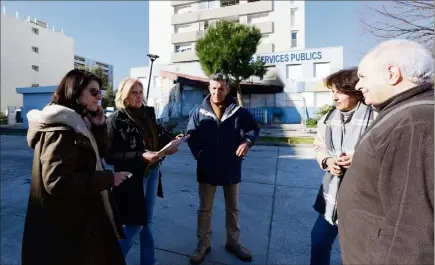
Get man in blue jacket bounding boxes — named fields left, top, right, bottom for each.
left=186, top=72, right=260, bottom=265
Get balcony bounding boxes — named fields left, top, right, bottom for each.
left=171, top=50, right=198, bottom=63
left=252, top=21, right=273, bottom=34
left=256, top=43, right=274, bottom=53
left=171, top=0, right=196, bottom=6
left=171, top=31, right=205, bottom=44
left=171, top=0, right=272, bottom=25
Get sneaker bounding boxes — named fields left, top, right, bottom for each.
left=225, top=243, right=252, bottom=262
left=190, top=241, right=211, bottom=265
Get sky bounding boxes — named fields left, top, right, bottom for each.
left=2, top=0, right=387, bottom=87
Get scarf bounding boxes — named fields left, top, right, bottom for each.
left=321, top=102, right=374, bottom=225
left=124, top=107, right=159, bottom=152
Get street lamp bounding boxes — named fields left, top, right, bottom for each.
left=145, top=53, right=159, bottom=105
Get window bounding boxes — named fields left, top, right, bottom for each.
left=74, top=63, right=86, bottom=68
left=291, top=31, right=298, bottom=48
left=286, top=64, right=302, bottom=79
left=174, top=43, right=192, bottom=53
left=313, top=62, right=331, bottom=79
left=31, top=65, right=39, bottom=72
left=175, top=23, right=192, bottom=33
left=32, top=27, right=39, bottom=35
left=220, top=0, right=239, bottom=7
left=199, top=20, right=209, bottom=31
left=174, top=4, right=191, bottom=14
left=247, top=12, right=268, bottom=24
left=31, top=46, right=39, bottom=53
left=290, top=8, right=299, bottom=27
left=198, top=0, right=216, bottom=10
left=96, top=62, right=109, bottom=68
left=31, top=84, right=39, bottom=87
left=74, top=55, right=85, bottom=62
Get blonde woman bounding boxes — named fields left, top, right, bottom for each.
left=105, top=78, right=178, bottom=265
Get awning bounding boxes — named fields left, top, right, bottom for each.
left=159, top=70, right=284, bottom=94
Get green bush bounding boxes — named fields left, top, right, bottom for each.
left=0, top=112, right=7, bottom=125
left=316, top=104, right=334, bottom=118
left=305, top=118, right=318, bottom=128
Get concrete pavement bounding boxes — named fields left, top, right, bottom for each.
left=0, top=135, right=341, bottom=265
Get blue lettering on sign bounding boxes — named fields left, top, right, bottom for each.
left=252, top=51, right=323, bottom=64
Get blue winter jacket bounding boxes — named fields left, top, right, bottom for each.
left=186, top=95, right=260, bottom=185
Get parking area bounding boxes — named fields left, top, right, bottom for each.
left=0, top=135, right=341, bottom=265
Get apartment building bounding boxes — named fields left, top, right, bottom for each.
left=74, top=55, right=114, bottom=86
left=132, top=0, right=344, bottom=124
left=149, top=0, right=305, bottom=64
left=0, top=7, right=74, bottom=113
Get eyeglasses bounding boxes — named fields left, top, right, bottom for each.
left=90, top=89, right=102, bottom=97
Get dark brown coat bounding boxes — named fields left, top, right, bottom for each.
left=337, top=84, right=434, bottom=265
left=22, top=124, right=126, bottom=265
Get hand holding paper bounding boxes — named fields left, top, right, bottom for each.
left=157, top=134, right=190, bottom=158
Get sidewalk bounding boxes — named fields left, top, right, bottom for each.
left=0, top=135, right=341, bottom=265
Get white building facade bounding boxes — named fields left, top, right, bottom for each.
left=132, top=0, right=344, bottom=124
left=0, top=8, right=74, bottom=113
left=149, top=0, right=306, bottom=64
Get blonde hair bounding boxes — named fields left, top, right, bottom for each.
left=115, top=77, right=144, bottom=109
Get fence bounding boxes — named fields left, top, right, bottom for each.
left=153, top=92, right=313, bottom=125
left=243, top=93, right=309, bottom=125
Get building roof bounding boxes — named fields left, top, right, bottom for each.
left=159, top=70, right=283, bottom=94
left=16, top=86, right=57, bottom=94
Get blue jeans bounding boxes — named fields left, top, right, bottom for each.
left=119, top=166, right=159, bottom=265
left=310, top=215, right=338, bottom=265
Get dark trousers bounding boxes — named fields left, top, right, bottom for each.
left=310, top=215, right=338, bottom=265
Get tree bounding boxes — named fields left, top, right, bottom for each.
left=195, top=20, right=267, bottom=107
left=75, top=65, right=89, bottom=71
left=89, top=66, right=115, bottom=108
left=101, top=86, right=116, bottom=109
left=361, top=0, right=434, bottom=51
left=90, top=66, right=110, bottom=90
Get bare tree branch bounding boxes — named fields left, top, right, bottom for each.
left=361, top=0, right=434, bottom=51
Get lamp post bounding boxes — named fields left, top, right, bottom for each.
left=145, top=53, right=159, bottom=105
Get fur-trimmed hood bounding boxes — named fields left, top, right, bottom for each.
left=27, top=104, right=91, bottom=149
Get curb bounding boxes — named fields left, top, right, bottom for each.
left=256, top=142, right=314, bottom=147
left=0, top=128, right=27, bottom=135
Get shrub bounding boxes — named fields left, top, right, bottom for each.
left=0, top=112, right=7, bottom=125
left=305, top=118, right=318, bottom=128
left=316, top=104, right=334, bottom=118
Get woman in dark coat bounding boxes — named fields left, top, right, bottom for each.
left=105, top=77, right=178, bottom=265
left=22, top=69, right=130, bottom=265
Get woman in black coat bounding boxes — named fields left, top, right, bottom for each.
left=105, top=77, right=179, bottom=265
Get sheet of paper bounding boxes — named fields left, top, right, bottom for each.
left=157, top=135, right=190, bottom=158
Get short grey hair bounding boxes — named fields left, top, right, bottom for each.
left=364, top=39, right=434, bottom=84
left=209, top=72, right=230, bottom=88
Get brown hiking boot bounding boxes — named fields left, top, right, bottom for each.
left=225, top=243, right=252, bottom=262
left=190, top=241, right=211, bottom=265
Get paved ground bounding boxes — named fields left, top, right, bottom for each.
left=0, top=135, right=341, bottom=265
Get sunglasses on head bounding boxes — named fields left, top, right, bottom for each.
left=90, top=89, right=102, bottom=97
